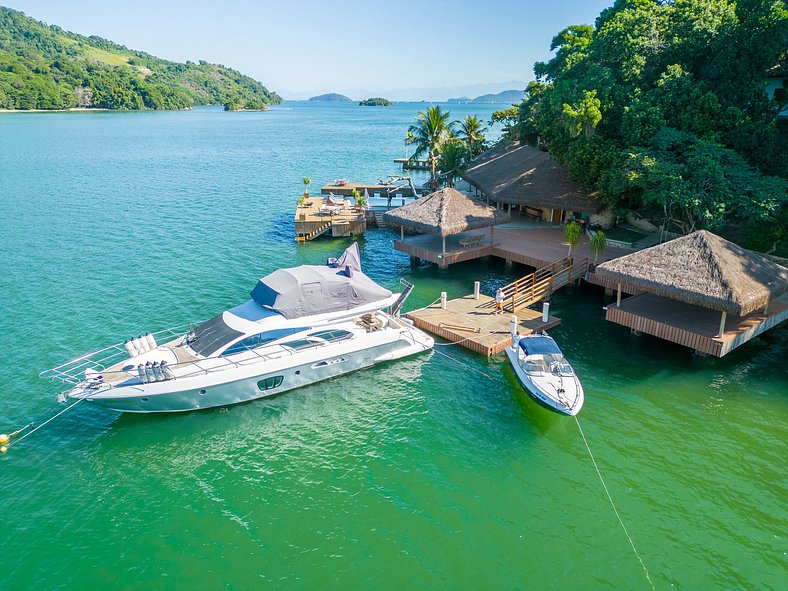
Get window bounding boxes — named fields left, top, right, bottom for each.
left=307, top=329, right=353, bottom=343
left=189, top=314, right=245, bottom=358
left=257, top=376, right=283, bottom=391
left=221, top=327, right=307, bottom=357
left=281, top=338, right=322, bottom=351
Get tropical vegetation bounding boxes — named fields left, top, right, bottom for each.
left=359, top=97, right=392, bottom=106
left=0, top=6, right=280, bottom=111
left=510, top=0, right=787, bottom=254
left=406, top=107, right=490, bottom=187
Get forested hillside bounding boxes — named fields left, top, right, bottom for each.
left=515, top=0, right=787, bottom=253
left=0, top=6, right=280, bottom=110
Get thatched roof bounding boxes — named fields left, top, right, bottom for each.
left=382, top=187, right=511, bottom=237
left=462, top=141, right=603, bottom=213
left=595, top=230, right=788, bottom=316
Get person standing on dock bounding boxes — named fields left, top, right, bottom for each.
left=495, top=288, right=505, bottom=315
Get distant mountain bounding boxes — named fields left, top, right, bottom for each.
left=359, top=97, right=392, bottom=106
left=447, top=96, right=472, bottom=104
left=0, top=6, right=280, bottom=111
left=471, top=90, right=524, bottom=104
left=308, top=93, right=352, bottom=102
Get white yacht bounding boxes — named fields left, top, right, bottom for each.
left=42, top=244, right=434, bottom=413
left=504, top=333, right=584, bottom=416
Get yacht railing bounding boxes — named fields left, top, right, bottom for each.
left=41, top=313, right=394, bottom=390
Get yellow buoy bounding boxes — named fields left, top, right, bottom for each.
left=0, top=434, right=9, bottom=445
left=0, top=446, right=7, bottom=454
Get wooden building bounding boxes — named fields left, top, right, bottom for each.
left=593, top=230, right=788, bottom=357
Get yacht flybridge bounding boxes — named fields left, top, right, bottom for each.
left=42, top=244, right=434, bottom=413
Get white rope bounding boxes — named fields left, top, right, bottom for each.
left=6, top=395, right=91, bottom=449
left=574, top=416, right=656, bottom=591
left=432, top=348, right=506, bottom=384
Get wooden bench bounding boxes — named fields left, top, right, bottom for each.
left=459, top=234, right=484, bottom=248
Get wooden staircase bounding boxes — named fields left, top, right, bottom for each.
left=479, top=256, right=589, bottom=313
left=295, top=222, right=331, bottom=242
left=374, top=212, right=386, bottom=228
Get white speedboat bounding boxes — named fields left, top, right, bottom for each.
left=504, top=333, right=584, bottom=416
left=42, top=244, right=434, bottom=413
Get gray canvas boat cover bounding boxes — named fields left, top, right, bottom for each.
left=250, top=243, right=391, bottom=319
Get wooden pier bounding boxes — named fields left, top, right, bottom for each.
left=321, top=181, right=418, bottom=198
left=394, top=158, right=430, bottom=171
left=294, top=197, right=366, bottom=242
left=406, top=294, right=560, bottom=356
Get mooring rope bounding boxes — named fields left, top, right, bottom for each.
left=574, top=416, right=656, bottom=591
left=432, top=348, right=506, bottom=384
left=3, top=395, right=91, bottom=452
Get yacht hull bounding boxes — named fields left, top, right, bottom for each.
left=70, top=330, right=432, bottom=413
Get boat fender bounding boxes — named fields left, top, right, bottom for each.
left=124, top=340, right=137, bottom=357
left=144, top=361, right=155, bottom=382
left=151, top=361, right=163, bottom=382
left=137, top=364, right=147, bottom=384
left=138, top=335, right=150, bottom=353
left=160, top=360, right=174, bottom=380
left=128, top=338, right=140, bottom=357
left=132, top=336, right=145, bottom=354
left=145, top=332, right=157, bottom=350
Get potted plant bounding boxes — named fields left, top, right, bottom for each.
left=303, top=176, right=311, bottom=197
left=352, top=188, right=367, bottom=210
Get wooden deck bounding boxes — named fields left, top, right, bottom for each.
left=321, top=181, right=418, bottom=197
left=394, top=222, right=631, bottom=270
left=406, top=294, right=560, bottom=356
left=605, top=293, right=788, bottom=357
left=294, top=197, right=366, bottom=242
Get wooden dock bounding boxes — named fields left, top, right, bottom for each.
left=406, top=294, right=560, bottom=356
left=321, top=181, right=418, bottom=198
left=394, top=158, right=430, bottom=171
left=294, top=197, right=366, bottom=242
left=605, top=293, right=788, bottom=357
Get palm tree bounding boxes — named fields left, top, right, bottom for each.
left=457, top=115, right=488, bottom=160
left=564, top=221, right=582, bottom=258
left=590, top=230, right=607, bottom=265
left=438, top=140, right=467, bottom=188
left=407, top=105, right=453, bottom=185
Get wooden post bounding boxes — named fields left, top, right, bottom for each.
left=490, top=225, right=494, bottom=244
left=400, top=225, right=404, bottom=241
left=441, top=235, right=446, bottom=255
left=616, top=283, right=622, bottom=307
left=763, top=303, right=769, bottom=314
left=718, top=310, right=727, bottom=337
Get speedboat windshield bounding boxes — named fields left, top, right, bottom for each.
left=189, top=314, right=244, bottom=357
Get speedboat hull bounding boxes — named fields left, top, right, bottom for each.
left=504, top=337, right=584, bottom=416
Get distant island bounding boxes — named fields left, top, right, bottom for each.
left=0, top=6, right=280, bottom=111
left=309, top=93, right=352, bottom=102
left=448, top=90, right=524, bottom=104
left=359, top=97, right=392, bottom=106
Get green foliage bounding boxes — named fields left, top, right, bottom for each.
left=590, top=230, right=607, bottom=264
left=457, top=115, right=488, bottom=159
left=303, top=176, right=311, bottom=196
left=359, top=97, right=392, bottom=106
left=489, top=106, right=520, bottom=140
left=0, top=6, right=281, bottom=111
left=516, top=0, right=787, bottom=252
left=407, top=105, right=454, bottom=183
left=563, top=221, right=582, bottom=256
left=438, top=140, right=467, bottom=188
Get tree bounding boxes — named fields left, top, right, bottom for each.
left=564, top=221, right=582, bottom=257
left=489, top=106, right=520, bottom=140
left=438, top=140, right=467, bottom=188
left=590, top=230, right=607, bottom=264
left=303, top=176, right=311, bottom=197
left=456, top=115, right=488, bottom=159
left=408, top=105, right=454, bottom=184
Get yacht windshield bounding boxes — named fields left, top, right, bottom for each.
left=221, top=327, right=307, bottom=357
left=189, top=314, right=244, bottom=358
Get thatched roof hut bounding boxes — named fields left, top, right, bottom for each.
left=383, top=187, right=511, bottom=237
left=595, top=230, right=788, bottom=316
left=463, top=141, right=603, bottom=213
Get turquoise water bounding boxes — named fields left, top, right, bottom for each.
left=1, top=103, right=786, bottom=590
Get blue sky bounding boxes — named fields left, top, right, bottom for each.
left=4, top=0, right=613, bottom=100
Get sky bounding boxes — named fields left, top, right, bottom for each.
left=3, top=0, right=614, bottom=100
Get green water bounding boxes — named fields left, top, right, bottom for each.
left=1, top=104, right=786, bottom=590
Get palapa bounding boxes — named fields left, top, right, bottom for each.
left=595, top=230, right=788, bottom=316
left=382, top=187, right=511, bottom=237
left=463, top=141, right=602, bottom=213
